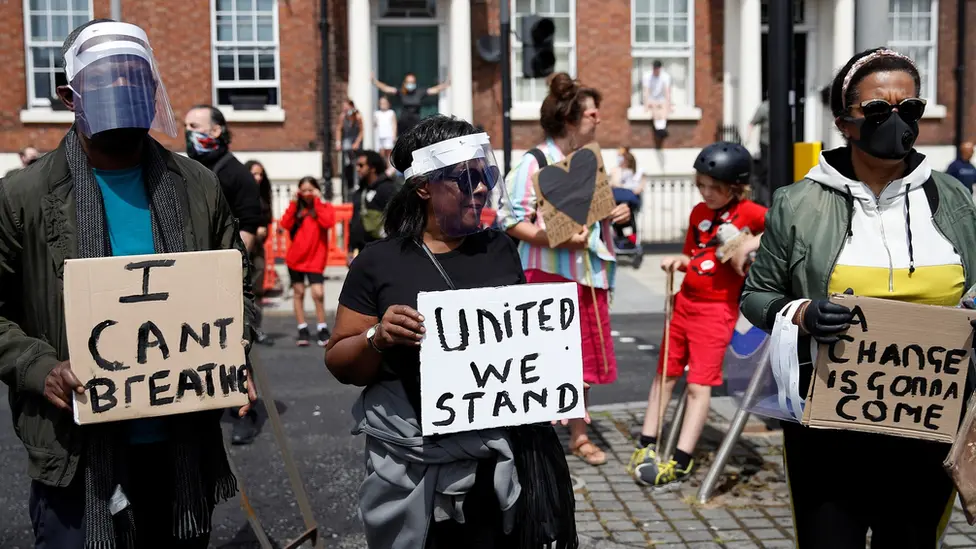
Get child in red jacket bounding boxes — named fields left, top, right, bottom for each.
left=279, top=176, right=336, bottom=346
left=629, top=142, right=767, bottom=489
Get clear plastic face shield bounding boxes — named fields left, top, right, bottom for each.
left=403, top=133, right=507, bottom=238
left=63, top=22, right=178, bottom=138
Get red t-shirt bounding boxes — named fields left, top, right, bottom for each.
left=680, top=199, right=767, bottom=303
left=280, top=200, right=336, bottom=274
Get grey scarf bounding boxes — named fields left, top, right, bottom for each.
left=66, top=128, right=238, bottom=548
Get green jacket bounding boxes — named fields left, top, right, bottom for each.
left=741, top=170, right=976, bottom=331
left=0, top=135, right=255, bottom=487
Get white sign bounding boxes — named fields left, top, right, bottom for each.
left=418, top=282, right=585, bottom=435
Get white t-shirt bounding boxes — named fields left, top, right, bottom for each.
left=643, top=70, right=672, bottom=101
left=375, top=109, right=397, bottom=139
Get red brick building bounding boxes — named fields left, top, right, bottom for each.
left=1, top=0, right=974, bottom=180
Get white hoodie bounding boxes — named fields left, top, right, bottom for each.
left=804, top=151, right=964, bottom=306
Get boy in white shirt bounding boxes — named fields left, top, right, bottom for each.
left=374, top=96, right=397, bottom=174
left=643, top=60, right=672, bottom=138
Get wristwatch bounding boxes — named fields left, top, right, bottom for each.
left=366, top=324, right=383, bottom=353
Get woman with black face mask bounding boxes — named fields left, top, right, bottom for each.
left=372, top=72, right=451, bottom=136
left=740, top=47, right=976, bottom=548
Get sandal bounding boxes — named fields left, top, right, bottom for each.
left=571, top=439, right=608, bottom=466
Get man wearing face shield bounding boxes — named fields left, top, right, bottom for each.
left=0, top=19, right=256, bottom=548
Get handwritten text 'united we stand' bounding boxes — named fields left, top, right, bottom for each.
left=418, top=283, right=586, bottom=435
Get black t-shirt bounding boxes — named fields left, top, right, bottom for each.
left=339, top=230, right=526, bottom=412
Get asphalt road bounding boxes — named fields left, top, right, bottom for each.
left=0, top=312, right=667, bottom=549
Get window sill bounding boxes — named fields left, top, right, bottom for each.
left=20, top=109, right=75, bottom=124
left=219, top=107, right=286, bottom=123
left=627, top=105, right=703, bottom=121
left=921, top=104, right=947, bottom=119
left=510, top=104, right=542, bottom=121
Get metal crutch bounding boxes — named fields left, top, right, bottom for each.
left=654, top=271, right=675, bottom=463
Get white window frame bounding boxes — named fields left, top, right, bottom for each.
left=627, top=0, right=700, bottom=121
left=887, top=0, right=940, bottom=109
left=22, top=0, right=93, bottom=110
left=210, top=0, right=284, bottom=120
left=510, top=0, right=576, bottom=120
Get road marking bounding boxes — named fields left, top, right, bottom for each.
left=619, top=336, right=636, bottom=343
left=637, top=344, right=656, bottom=351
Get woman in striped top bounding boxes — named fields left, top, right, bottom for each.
left=497, top=73, right=632, bottom=466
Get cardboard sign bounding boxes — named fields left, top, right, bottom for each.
left=417, top=283, right=585, bottom=436
left=804, top=294, right=975, bottom=443
left=532, top=143, right=616, bottom=247
left=64, top=250, right=249, bottom=425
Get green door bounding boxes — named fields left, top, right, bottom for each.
left=377, top=26, right=440, bottom=121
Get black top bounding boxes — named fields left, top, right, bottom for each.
left=202, top=151, right=265, bottom=234
left=339, top=230, right=526, bottom=412
left=395, top=89, right=425, bottom=117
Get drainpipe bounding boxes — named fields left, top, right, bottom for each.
left=111, top=0, right=121, bottom=20
left=320, top=0, right=335, bottom=197
left=954, top=0, right=966, bottom=156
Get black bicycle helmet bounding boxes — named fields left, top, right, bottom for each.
left=693, top=141, right=752, bottom=185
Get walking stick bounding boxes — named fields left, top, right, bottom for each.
left=655, top=269, right=675, bottom=463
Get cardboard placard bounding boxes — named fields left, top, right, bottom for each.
left=804, top=294, right=975, bottom=443
left=417, top=283, right=585, bottom=436
left=532, top=142, right=616, bottom=247
left=65, top=250, right=249, bottom=425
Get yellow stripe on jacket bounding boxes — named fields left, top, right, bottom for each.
left=828, top=265, right=965, bottom=307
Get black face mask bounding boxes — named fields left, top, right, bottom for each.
left=848, top=113, right=919, bottom=161
left=90, top=127, right=149, bottom=157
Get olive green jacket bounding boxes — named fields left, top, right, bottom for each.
left=741, top=170, right=976, bottom=331
left=0, top=135, right=255, bottom=487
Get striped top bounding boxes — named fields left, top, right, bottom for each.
left=496, top=138, right=617, bottom=290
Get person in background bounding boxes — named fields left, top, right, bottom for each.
left=325, top=115, right=577, bottom=549
left=5, top=146, right=41, bottom=178
left=335, top=98, right=363, bottom=193
left=610, top=147, right=643, bottom=246
left=947, top=141, right=976, bottom=194
left=372, top=71, right=451, bottom=136
left=629, top=142, right=766, bottom=489
left=0, top=19, right=255, bottom=547
left=498, top=73, right=631, bottom=466
left=643, top=60, right=672, bottom=140
left=355, top=150, right=397, bottom=246
left=742, top=47, right=975, bottom=548
left=184, top=104, right=265, bottom=445
left=279, top=176, right=336, bottom=347
left=747, top=99, right=771, bottom=205
left=244, top=160, right=276, bottom=347
left=374, top=95, right=398, bottom=174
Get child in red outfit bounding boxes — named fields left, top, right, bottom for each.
left=279, top=176, right=336, bottom=347
left=629, top=142, right=767, bottom=489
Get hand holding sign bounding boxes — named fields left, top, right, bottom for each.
left=375, top=305, right=426, bottom=349
left=43, top=360, right=85, bottom=411
left=801, top=291, right=855, bottom=343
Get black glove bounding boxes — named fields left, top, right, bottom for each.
left=802, top=289, right=855, bottom=343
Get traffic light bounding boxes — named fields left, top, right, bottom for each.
left=520, top=15, right=556, bottom=78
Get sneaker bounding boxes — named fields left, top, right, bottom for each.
left=255, top=330, right=275, bottom=347
left=296, top=327, right=310, bottom=347
left=627, top=444, right=656, bottom=475
left=634, top=457, right=694, bottom=489
left=317, top=327, right=331, bottom=347
left=231, top=409, right=260, bottom=446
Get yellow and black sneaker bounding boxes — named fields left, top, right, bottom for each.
left=627, top=444, right=656, bottom=475
left=634, top=457, right=694, bottom=490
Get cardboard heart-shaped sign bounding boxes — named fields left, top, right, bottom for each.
left=537, top=148, right=598, bottom=225
left=531, top=143, right=616, bottom=247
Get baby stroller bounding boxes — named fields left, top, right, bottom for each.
left=612, top=183, right=645, bottom=268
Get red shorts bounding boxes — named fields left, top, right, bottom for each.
left=524, top=269, right=618, bottom=385
left=657, top=292, right=737, bottom=387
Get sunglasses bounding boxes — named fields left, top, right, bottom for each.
left=851, top=98, right=927, bottom=124
left=436, top=165, right=500, bottom=193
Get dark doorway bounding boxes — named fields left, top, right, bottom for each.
left=761, top=31, right=807, bottom=143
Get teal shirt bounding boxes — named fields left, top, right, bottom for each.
left=94, top=166, right=167, bottom=444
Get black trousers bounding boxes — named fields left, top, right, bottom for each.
left=425, top=460, right=514, bottom=548
left=782, top=422, right=955, bottom=549
left=29, top=443, right=212, bottom=549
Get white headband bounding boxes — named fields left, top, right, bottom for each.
left=841, top=48, right=918, bottom=110
left=64, top=21, right=154, bottom=81
left=403, top=133, right=492, bottom=179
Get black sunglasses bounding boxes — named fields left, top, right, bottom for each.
left=851, top=98, right=927, bottom=124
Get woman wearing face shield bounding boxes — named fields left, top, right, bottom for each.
left=741, top=48, right=976, bottom=548
left=325, top=115, right=577, bottom=549
left=497, top=73, right=632, bottom=466
left=372, top=72, right=451, bottom=136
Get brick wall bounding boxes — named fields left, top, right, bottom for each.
left=965, top=0, right=976, bottom=147
left=915, top=0, right=960, bottom=147
left=0, top=0, right=322, bottom=154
